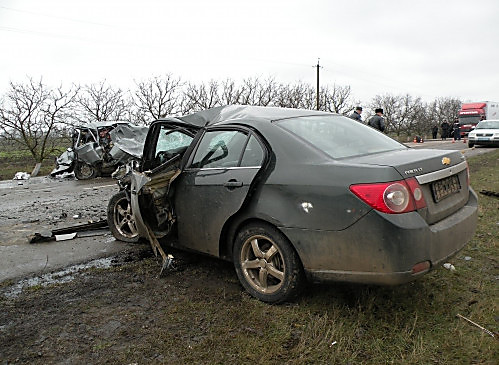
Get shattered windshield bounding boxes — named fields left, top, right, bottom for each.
left=156, top=128, right=193, bottom=152
left=276, top=115, right=405, bottom=159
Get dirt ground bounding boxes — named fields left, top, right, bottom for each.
left=0, top=246, right=247, bottom=364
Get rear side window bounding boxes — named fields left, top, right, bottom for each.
left=277, top=115, right=405, bottom=159
left=240, top=135, right=264, bottom=167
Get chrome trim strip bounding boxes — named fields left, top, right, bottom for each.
left=185, top=166, right=261, bottom=171
left=415, top=161, right=467, bottom=184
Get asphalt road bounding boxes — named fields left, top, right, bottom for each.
left=405, top=138, right=496, bottom=158
left=0, top=176, right=141, bottom=283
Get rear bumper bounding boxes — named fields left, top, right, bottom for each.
left=281, top=188, right=478, bottom=285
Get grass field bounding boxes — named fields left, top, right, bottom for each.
left=0, top=139, right=70, bottom=180
left=102, top=150, right=499, bottom=363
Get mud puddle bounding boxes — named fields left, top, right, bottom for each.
left=1, top=249, right=152, bottom=299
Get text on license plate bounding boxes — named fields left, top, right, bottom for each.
left=431, top=174, right=461, bottom=202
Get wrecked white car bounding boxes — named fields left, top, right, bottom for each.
left=51, top=122, right=148, bottom=180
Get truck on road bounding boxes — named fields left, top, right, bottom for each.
left=458, top=101, right=499, bottom=137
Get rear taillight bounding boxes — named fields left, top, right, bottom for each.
left=350, top=177, right=426, bottom=214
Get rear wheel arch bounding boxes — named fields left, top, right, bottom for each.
left=219, top=215, right=297, bottom=263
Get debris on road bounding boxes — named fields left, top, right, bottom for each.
left=443, top=263, right=456, bottom=271
left=13, top=172, right=30, bottom=180
left=479, top=190, right=499, bottom=198
left=29, top=220, right=108, bottom=243
left=457, top=313, right=497, bottom=340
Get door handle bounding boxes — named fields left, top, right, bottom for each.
left=223, top=180, right=243, bottom=188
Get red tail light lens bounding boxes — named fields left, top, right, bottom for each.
left=405, top=177, right=426, bottom=209
left=350, top=178, right=426, bottom=214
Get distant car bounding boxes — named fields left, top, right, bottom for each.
left=467, top=120, right=499, bottom=148
left=51, top=122, right=148, bottom=180
left=108, top=105, right=478, bottom=303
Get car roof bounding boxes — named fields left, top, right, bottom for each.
left=173, top=105, right=335, bottom=127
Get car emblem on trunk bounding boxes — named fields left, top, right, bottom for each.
left=442, top=157, right=451, bottom=165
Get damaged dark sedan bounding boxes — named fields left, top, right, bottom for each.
left=108, top=105, right=478, bottom=303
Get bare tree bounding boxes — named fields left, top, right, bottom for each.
left=253, top=77, right=279, bottom=106
left=77, top=80, right=131, bottom=123
left=369, top=93, right=420, bottom=136
left=0, top=77, right=79, bottom=174
left=275, top=82, right=310, bottom=109
left=219, top=78, right=244, bottom=105
left=322, top=84, right=355, bottom=114
left=133, top=74, right=183, bottom=124
left=433, top=97, right=461, bottom=124
left=183, top=80, right=221, bottom=112
left=219, top=77, right=279, bottom=107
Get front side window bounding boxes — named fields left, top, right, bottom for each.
left=191, top=130, right=248, bottom=168
left=277, top=115, right=405, bottom=159
left=152, top=126, right=194, bottom=166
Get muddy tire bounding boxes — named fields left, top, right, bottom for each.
left=74, top=162, right=98, bottom=180
left=107, top=191, right=139, bottom=243
left=233, top=223, right=305, bottom=303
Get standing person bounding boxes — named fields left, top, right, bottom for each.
left=441, top=120, right=450, bottom=140
left=349, top=106, right=363, bottom=122
left=368, top=108, right=385, bottom=132
left=453, top=119, right=461, bottom=141
left=432, top=124, right=438, bottom=139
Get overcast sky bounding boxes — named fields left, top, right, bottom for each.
left=1, top=0, right=498, bottom=104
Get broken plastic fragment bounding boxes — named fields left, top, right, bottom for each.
left=13, top=172, right=30, bottom=180
left=443, top=263, right=456, bottom=271
left=55, top=233, right=77, bottom=241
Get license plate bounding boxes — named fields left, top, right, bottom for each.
left=431, top=175, right=461, bottom=202
left=478, top=137, right=489, bottom=141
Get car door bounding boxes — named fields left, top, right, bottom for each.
left=174, top=126, right=266, bottom=256
left=129, top=122, right=197, bottom=238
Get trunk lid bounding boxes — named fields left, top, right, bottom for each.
left=344, top=149, right=469, bottom=224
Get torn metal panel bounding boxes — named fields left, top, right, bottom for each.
left=109, top=124, right=149, bottom=159
left=50, top=148, right=76, bottom=177
left=75, top=142, right=104, bottom=164
left=29, top=220, right=108, bottom=243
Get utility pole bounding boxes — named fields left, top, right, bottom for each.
left=315, top=58, right=322, bottom=111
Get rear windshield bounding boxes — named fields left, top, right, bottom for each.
left=276, top=115, right=406, bottom=159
